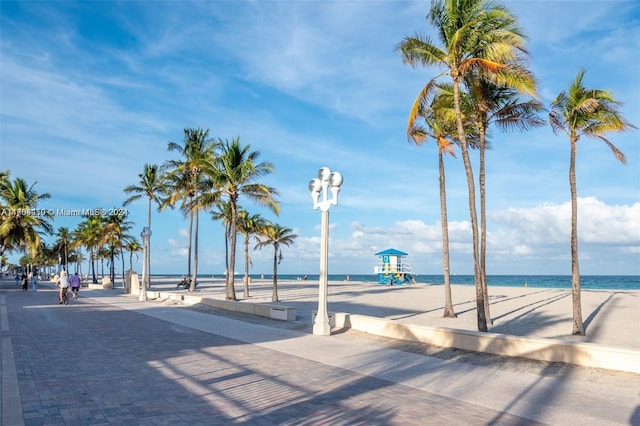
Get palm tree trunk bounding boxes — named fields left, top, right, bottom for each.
left=570, top=138, right=584, bottom=335
left=243, top=236, right=250, bottom=298
left=453, top=77, right=486, bottom=332
left=91, top=248, right=97, bottom=283
left=147, top=196, right=152, bottom=289
left=479, top=129, right=492, bottom=325
left=439, top=150, right=456, bottom=318
left=187, top=201, right=193, bottom=278
left=226, top=203, right=238, bottom=301
left=110, top=248, right=115, bottom=283
left=120, top=246, right=126, bottom=290
left=77, top=250, right=83, bottom=279
left=272, top=246, right=279, bottom=302
left=190, top=207, right=199, bottom=292
left=224, top=225, right=230, bottom=280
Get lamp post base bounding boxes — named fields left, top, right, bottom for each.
left=313, top=319, right=331, bottom=336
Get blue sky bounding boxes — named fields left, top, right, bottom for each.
left=1, top=0, right=639, bottom=276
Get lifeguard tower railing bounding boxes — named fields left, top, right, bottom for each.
left=373, top=262, right=413, bottom=274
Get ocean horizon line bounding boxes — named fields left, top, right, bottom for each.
left=145, top=273, right=639, bottom=291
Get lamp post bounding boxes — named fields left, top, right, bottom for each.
left=309, top=167, right=343, bottom=336
left=140, top=227, right=151, bottom=302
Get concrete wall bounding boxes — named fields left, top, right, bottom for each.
left=147, top=291, right=296, bottom=322
left=334, top=313, right=640, bottom=374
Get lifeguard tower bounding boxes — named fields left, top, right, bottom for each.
left=374, top=248, right=415, bottom=285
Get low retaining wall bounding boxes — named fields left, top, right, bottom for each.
left=334, top=313, right=640, bottom=374
left=147, top=291, right=296, bottom=322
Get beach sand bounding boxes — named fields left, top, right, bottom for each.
left=143, top=277, right=639, bottom=351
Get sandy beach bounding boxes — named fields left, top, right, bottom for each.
left=141, top=277, right=639, bottom=351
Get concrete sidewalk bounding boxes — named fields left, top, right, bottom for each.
left=2, top=280, right=638, bottom=425
left=140, top=277, right=640, bottom=350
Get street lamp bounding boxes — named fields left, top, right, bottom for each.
left=309, top=167, right=343, bottom=336
left=140, top=227, right=152, bottom=302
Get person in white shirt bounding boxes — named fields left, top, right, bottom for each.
left=57, top=270, right=70, bottom=304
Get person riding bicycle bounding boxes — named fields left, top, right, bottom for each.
left=57, top=270, right=70, bottom=304
left=69, top=272, right=81, bottom=299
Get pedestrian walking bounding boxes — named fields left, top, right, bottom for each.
left=70, top=272, right=81, bottom=299
left=22, top=273, right=28, bottom=291
left=31, top=272, right=38, bottom=291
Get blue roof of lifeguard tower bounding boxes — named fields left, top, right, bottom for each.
left=375, top=248, right=408, bottom=256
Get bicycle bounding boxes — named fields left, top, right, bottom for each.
left=60, top=287, right=69, bottom=305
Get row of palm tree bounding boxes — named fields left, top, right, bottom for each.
left=0, top=171, right=138, bottom=286
left=1, top=171, right=53, bottom=263
left=123, top=129, right=295, bottom=301
left=0, top=133, right=296, bottom=301
left=1, top=130, right=297, bottom=302
left=398, top=0, right=634, bottom=335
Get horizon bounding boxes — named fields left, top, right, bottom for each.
left=1, top=1, right=639, bottom=276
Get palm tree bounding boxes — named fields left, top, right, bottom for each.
left=549, top=69, right=635, bottom=335
left=464, top=75, right=545, bottom=323
left=397, top=0, right=534, bottom=331
left=237, top=209, right=267, bottom=298
left=408, top=83, right=464, bottom=318
left=124, top=240, right=142, bottom=272
left=211, top=200, right=233, bottom=281
left=0, top=175, right=53, bottom=259
left=96, top=246, right=108, bottom=277
left=53, top=227, right=72, bottom=272
left=255, top=222, right=297, bottom=302
left=101, top=209, right=133, bottom=286
left=162, top=168, right=196, bottom=279
left=74, top=215, right=105, bottom=283
left=163, top=128, right=218, bottom=292
left=213, top=137, right=280, bottom=301
left=123, top=163, right=167, bottom=289
left=69, top=230, right=85, bottom=278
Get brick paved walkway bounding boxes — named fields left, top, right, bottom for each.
left=2, top=279, right=638, bottom=425
left=0, top=281, right=542, bottom=425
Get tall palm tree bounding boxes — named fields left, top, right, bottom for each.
left=123, top=163, right=167, bottom=288
left=549, top=69, right=635, bottom=335
left=163, top=128, right=218, bottom=292
left=213, top=137, right=280, bottom=301
left=255, top=222, right=297, bottom=302
left=397, top=0, right=534, bottom=331
left=0, top=176, right=53, bottom=259
left=408, top=83, right=465, bottom=318
left=237, top=209, right=267, bottom=298
left=464, top=75, right=545, bottom=323
left=162, top=168, right=196, bottom=278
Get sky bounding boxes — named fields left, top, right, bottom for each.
left=1, top=0, right=639, bottom=277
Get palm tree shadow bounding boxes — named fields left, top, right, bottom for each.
left=491, top=290, right=569, bottom=323
left=582, top=291, right=622, bottom=335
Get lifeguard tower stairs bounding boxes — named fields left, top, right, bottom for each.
left=374, top=248, right=415, bottom=285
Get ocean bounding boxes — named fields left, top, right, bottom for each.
left=153, top=274, right=640, bottom=291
